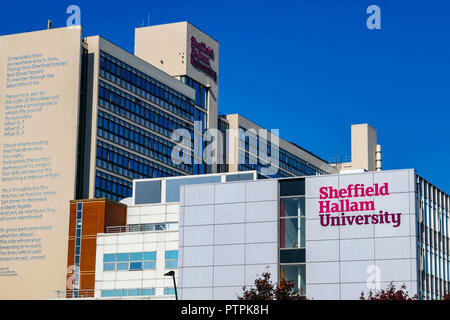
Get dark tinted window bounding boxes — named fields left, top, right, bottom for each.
left=280, top=179, right=305, bottom=197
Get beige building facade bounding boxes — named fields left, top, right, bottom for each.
left=0, top=26, right=82, bottom=299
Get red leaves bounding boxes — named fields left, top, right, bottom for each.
left=237, top=271, right=307, bottom=300
left=360, top=282, right=418, bottom=300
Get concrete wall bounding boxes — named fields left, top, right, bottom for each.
left=304, top=169, right=418, bottom=299
left=178, top=180, right=279, bottom=299
left=135, top=22, right=219, bottom=130
left=0, top=26, right=82, bottom=299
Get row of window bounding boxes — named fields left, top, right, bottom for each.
left=95, top=170, right=132, bottom=201
left=279, top=179, right=306, bottom=295
left=101, top=287, right=175, bottom=297
left=181, top=76, right=207, bottom=109
left=103, top=251, right=178, bottom=272
left=97, top=111, right=192, bottom=173
left=99, top=82, right=194, bottom=140
left=238, top=126, right=326, bottom=177
left=96, top=142, right=184, bottom=184
left=73, top=203, right=83, bottom=289
left=100, top=51, right=195, bottom=121
left=101, top=288, right=154, bottom=297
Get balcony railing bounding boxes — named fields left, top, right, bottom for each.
left=105, top=222, right=178, bottom=234
left=55, top=289, right=97, bottom=299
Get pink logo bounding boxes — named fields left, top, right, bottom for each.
left=190, top=36, right=217, bottom=82
left=317, top=183, right=401, bottom=228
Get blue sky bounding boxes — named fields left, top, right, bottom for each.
left=1, top=0, right=449, bottom=192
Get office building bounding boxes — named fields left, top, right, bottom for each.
left=58, top=168, right=449, bottom=300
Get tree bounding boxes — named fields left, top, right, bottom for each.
left=360, top=282, right=418, bottom=300
left=237, top=271, right=307, bottom=300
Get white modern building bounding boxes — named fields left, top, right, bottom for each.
left=86, top=168, right=449, bottom=300
left=92, top=171, right=257, bottom=299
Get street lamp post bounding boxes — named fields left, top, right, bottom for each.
left=164, top=270, right=178, bottom=300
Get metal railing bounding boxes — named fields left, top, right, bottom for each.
left=105, top=222, right=178, bottom=234
left=55, top=289, right=97, bottom=299
left=54, top=288, right=177, bottom=300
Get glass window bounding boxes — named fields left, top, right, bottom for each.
left=165, top=250, right=178, bottom=260
left=103, top=263, right=115, bottom=271
left=143, top=252, right=156, bottom=261
left=280, top=179, right=305, bottom=197
left=280, top=197, right=305, bottom=217
left=103, top=254, right=116, bottom=263
left=280, top=249, right=305, bottom=263
left=165, top=250, right=178, bottom=269
left=101, top=290, right=115, bottom=297
left=115, top=289, right=127, bottom=297
left=117, top=262, right=128, bottom=271
left=143, top=261, right=156, bottom=270
left=165, top=260, right=177, bottom=269
left=280, top=264, right=306, bottom=294
left=129, top=262, right=142, bottom=271
left=280, top=217, right=305, bottom=248
left=143, top=288, right=155, bottom=296
left=130, top=252, right=143, bottom=261
left=128, top=289, right=139, bottom=297
left=164, top=287, right=176, bottom=295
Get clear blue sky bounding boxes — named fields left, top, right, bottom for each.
left=1, top=0, right=449, bottom=192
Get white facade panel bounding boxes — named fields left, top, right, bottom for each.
left=245, top=201, right=278, bottom=222
left=340, top=238, right=375, bottom=261
left=340, top=260, right=376, bottom=283
left=184, top=184, right=215, bottom=206
left=182, top=246, right=214, bottom=267
left=306, top=283, right=340, bottom=300
left=245, top=222, right=278, bottom=243
left=213, top=266, right=245, bottom=287
left=181, top=267, right=214, bottom=288
left=306, top=262, right=340, bottom=284
left=306, top=240, right=340, bottom=262
left=183, top=205, right=215, bottom=226
left=213, top=287, right=243, bottom=300
left=183, top=225, right=214, bottom=246
left=374, top=237, right=414, bottom=260
left=214, top=245, right=246, bottom=266
left=215, top=203, right=246, bottom=224
left=215, top=183, right=246, bottom=204
left=245, top=243, right=278, bottom=265
left=245, top=180, right=278, bottom=202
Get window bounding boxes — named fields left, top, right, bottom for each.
left=143, top=251, right=157, bottom=270
left=165, top=250, right=178, bottom=269
left=280, top=264, right=306, bottom=294
left=101, top=288, right=155, bottom=297
left=280, top=197, right=305, bottom=217
left=280, top=216, right=305, bottom=248
left=103, top=252, right=156, bottom=271
left=280, top=196, right=305, bottom=248
left=164, top=287, right=176, bottom=295
left=101, top=290, right=115, bottom=297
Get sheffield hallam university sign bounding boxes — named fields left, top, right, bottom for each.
left=190, top=36, right=217, bottom=82
left=318, top=183, right=402, bottom=228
